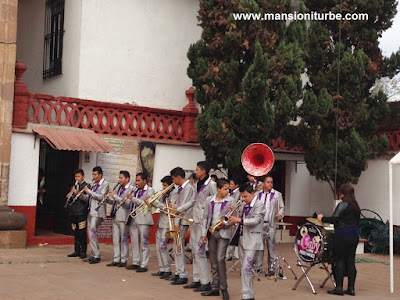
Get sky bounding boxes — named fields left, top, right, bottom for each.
left=379, top=2, right=400, bottom=57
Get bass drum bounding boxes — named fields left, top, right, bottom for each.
left=294, top=223, right=335, bottom=264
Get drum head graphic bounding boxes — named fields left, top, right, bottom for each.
left=294, top=223, right=324, bottom=263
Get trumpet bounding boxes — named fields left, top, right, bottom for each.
left=95, top=183, right=121, bottom=211
left=174, top=233, right=183, bottom=256
left=68, top=179, right=94, bottom=207
left=130, top=183, right=175, bottom=218
left=209, top=200, right=242, bottom=235
left=64, top=181, right=78, bottom=208
left=161, top=208, right=194, bottom=225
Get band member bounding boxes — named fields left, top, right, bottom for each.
left=201, top=178, right=234, bottom=299
left=184, top=161, right=216, bottom=292
left=106, top=170, right=133, bottom=267
left=317, top=184, right=360, bottom=296
left=167, top=167, right=195, bottom=285
left=125, top=172, right=155, bottom=272
left=82, top=166, right=109, bottom=264
left=151, top=175, right=175, bottom=279
left=246, top=173, right=259, bottom=190
left=229, top=184, right=265, bottom=300
left=226, top=177, right=240, bottom=261
left=210, top=174, right=218, bottom=182
left=66, top=169, right=89, bottom=259
left=255, top=175, right=284, bottom=278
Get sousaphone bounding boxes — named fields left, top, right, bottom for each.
left=241, top=143, right=275, bottom=177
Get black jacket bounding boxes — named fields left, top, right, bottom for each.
left=322, top=201, right=360, bottom=231
left=69, top=181, right=89, bottom=216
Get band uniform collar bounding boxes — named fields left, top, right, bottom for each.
left=181, top=180, right=190, bottom=189
left=211, top=194, right=230, bottom=203
left=249, top=194, right=258, bottom=208
left=96, top=178, right=104, bottom=186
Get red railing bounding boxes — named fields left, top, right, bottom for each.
left=378, top=130, right=400, bottom=152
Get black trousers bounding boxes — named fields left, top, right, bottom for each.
left=71, top=215, right=88, bottom=254
left=334, top=235, right=358, bottom=289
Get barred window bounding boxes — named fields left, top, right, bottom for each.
left=43, top=0, right=65, bottom=79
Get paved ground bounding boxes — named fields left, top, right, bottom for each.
left=0, top=242, right=399, bottom=300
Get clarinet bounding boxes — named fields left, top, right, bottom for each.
left=68, top=179, right=94, bottom=207
left=95, top=183, right=120, bottom=211
left=64, top=181, right=78, bottom=208
left=116, top=185, right=138, bottom=210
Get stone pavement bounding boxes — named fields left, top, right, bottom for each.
left=0, top=242, right=399, bottom=300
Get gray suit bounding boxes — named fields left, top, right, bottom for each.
left=254, top=189, right=285, bottom=272
left=190, top=177, right=216, bottom=285
left=202, top=195, right=235, bottom=291
left=226, top=188, right=240, bottom=259
left=108, top=183, right=135, bottom=264
left=86, top=179, right=109, bottom=259
left=231, top=196, right=265, bottom=300
left=126, top=185, right=155, bottom=268
left=173, top=180, right=195, bottom=279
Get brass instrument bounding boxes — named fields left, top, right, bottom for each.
left=95, top=183, right=121, bottom=211
left=255, top=182, right=263, bottom=192
left=209, top=200, right=242, bottom=235
left=174, top=233, right=183, bottom=255
left=161, top=208, right=194, bottom=225
left=64, top=181, right=78, bottom=208
left=130, top=183, right=175, bottom=218
left=68, top=179, right=94, bottom=207
left=165, top=201, right=179, bottom=239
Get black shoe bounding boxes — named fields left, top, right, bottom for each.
left=194, top=283, right=212, bottom=292
left=161, top=272, right=172, bottom=279
left=136, top=267, right=148, bottom=273
left=222, top=290, right=229, bottom=300
left=125, top=264, right=140, bottom=270
left=206, top=251, right=210, bottom=258
left=171, top=277, right=188, bottom=285
left=327, top=288, right=344, bottom=296
left=345, top=288, right=355, bottom=296
left=265, top=271, right=275, bottom=277
left=152, top=271, right=165, bottom=277
left=185, top=248, right=192, bottom=252
left=106, top=261, right=119, bottom=267
left=226, top=257, right=233, bottom=261
left=67, top=252, right=80, bottom=257
left=118, top=262, right=127, bottom=267
left=184, top=281, right=201, bottom=289
left=80, top=253, right=87, bottom=259
left=89, top=257, right=101, bottom=264
left=166, top=274, right=179, bottom=281
left=82, top=257, right=94, bottom=262
left=201, top=289, right=220, bottom=296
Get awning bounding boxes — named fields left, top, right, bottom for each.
left=31, top=126, right=116, bottom=153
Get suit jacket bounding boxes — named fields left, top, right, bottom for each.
left=173, top=180, right=195, bottom=226
left=108, top=183, right=135, bottom=222
left=201, top=195, right=235, bottom=239
left=231, top=195, right=265, bottom=250
left=86, top=178, right=109, bottom=219
left=69, top=181, right=89, bottom=216
left=255, top=188, right=284, bottom=229
left=192, top=177, right=217, bottom=224
left=126, top=185, right=155, bottom=225
left=230, top=188, right=240, bottom=204
left=153, top=187, right=176, bottom=229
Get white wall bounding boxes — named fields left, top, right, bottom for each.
left=78, top=0, right=201, bottom=110
left=8, top=133, right=40, bottom=206
left=355, top=158, right=400, bottom=225
left=152, top=143, right=205, bottom=191
left=16, top=0, right=82, bottom=97
left=284, top=161, right=334, bottom=217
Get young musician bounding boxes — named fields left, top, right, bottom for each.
left=255, top=175, right=284, bottom=278
left=151, top=175, right=175, bottom=279
left=167, top=167, right=195, bottom=285
left=201, top=178, right=234, bottom=300
left=106, top=170, right=134, bottom=268
left=184, top=161, right=216, bottom=292
left=229, top=184, right=265, bottom=300
left=82, top=166, right=109, bottom=264
left=246, top=174, right=260, bottom=191
left=226, top=177, right=240, bottom=261
left=125, top=172, right=155, bottom=272
left=66, top=169, right=89, bottom=259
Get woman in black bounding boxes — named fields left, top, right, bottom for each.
left=317, top=184, right=360, bottom=296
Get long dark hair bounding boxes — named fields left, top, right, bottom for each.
left=338, top=184, right=361, bottom=218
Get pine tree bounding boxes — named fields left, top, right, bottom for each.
left=188, top=0, right=306, bottom=175
left=286, top=1, right=396, bottom=195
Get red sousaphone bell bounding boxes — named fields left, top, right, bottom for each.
left=241, top=143, right=275, bottom=177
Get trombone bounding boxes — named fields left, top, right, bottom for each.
left=209, top=200, right=242, bottom=235
left=130, top=183, right=175, bottom=218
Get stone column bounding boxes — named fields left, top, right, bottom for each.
left=182, top=87, right=199, bottom=143
left=0, top=0, right=27, bottom=246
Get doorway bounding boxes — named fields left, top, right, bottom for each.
left=36, top=140, right=79, bottom=236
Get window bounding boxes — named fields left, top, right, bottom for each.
left=43, top=0, right=65, bottom=79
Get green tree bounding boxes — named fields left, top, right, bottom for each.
left=286, top=1, right=396, bottom=195
left=188, top=0, right=305, bottom=175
